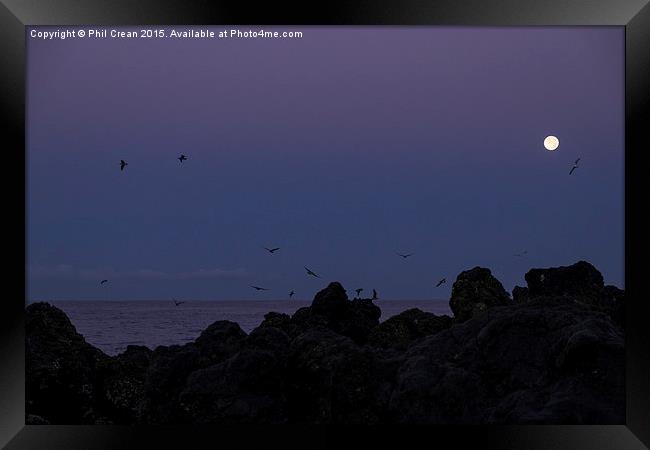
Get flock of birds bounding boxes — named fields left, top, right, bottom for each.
left=103, top=152, right=581, bottom=305
left=248, top=258, right=385, bottom=301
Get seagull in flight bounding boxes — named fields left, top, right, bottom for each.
left=289, top=290, right=295, bottom=299
left=371, top=289, right=378, bottom=300
left=355, top=288, right=363, bottom=298
left=514, top=250, right=528, bottom=257
left=178, top=154, right=188, bottom=163
left=436, top=278, right=446, bottom=288
left=304, top=267, right=321, bottom=278
left=250, top=285, right=270, bottom=291
left=100, top=279, right=109, bottom=285
left=396, top=252, right=414, bottom=259
left=120, top=160, right=128, bottom=171
left=264, top=247, right=280, bottom=254
left=569, top=157, right=581, bottom=175
left=172, top=299, right=186, bottom=306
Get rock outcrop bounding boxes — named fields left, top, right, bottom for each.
left=449, top=267, right=511, bottom=322
left=389, top=298, right=624, bottom=424
left=525, top=260, right=605, bottom=303
left=368, top=308, right=452, bottom=350
left=512, top=260, right=624, bottom=327
left=97, top=345, right=152, bottom=423
left=279, top=282, right=382, bottom=344
left=26, top=302, right=110, bottom=424
left=26, top=261, right=625, bottom=425
left=139, top=321, right=247, bottom=423
left=180, top=327, right=291, bottom=424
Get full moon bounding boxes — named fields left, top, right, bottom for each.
left=544, top=135, right=560, bottom=151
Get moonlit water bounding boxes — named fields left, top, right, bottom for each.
left=47, top=300, right=451, bottom=355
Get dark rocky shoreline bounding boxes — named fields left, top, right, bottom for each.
left=26, top=261, right=625, bottom=425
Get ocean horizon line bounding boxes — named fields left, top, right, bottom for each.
left=30, top=298, right=450, bottom=303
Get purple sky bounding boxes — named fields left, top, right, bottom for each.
left=27, top=26, right=624, bottom=301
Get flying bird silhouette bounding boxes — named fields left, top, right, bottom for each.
left=371, top=289, right=378, bottom=300
left=304, top=267, right=321, bottom=278
left=264, top=247, right=280, bottom=254
left=119, top=160, right=128, bottom=171
left=178, top=154, right=188, bottom=163
left=100, top=279, right=108, bottom=285
left=396, top=252, right=414, bottom=259
left=569, top=157, right=580, bottom=175
left=289, top=290, right=295, bottom=299
left=436, top=278, right=446, bottom=287
left=250, top=285, right=270, bottom=291
left=172, top=299, right=185, bottom=306
left=514, top=250, right=528, bottom=257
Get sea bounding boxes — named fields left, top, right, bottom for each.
left=46, top=300, right=451, bottom=356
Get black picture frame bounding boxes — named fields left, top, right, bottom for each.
left=1, top=1, right=648, bottom=448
